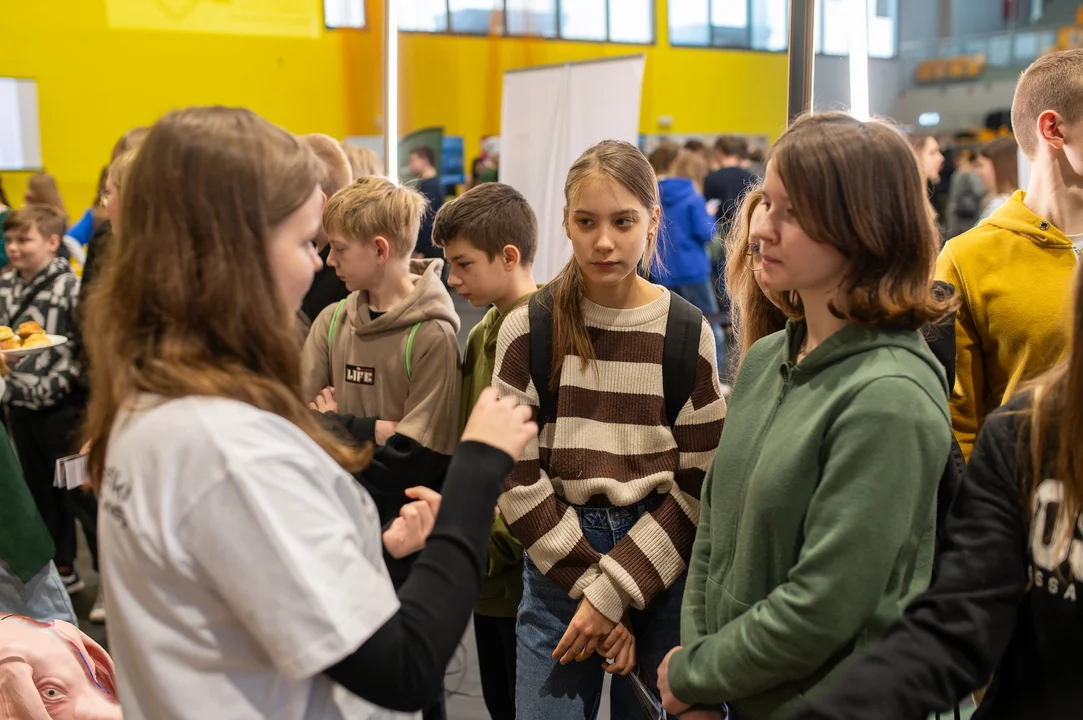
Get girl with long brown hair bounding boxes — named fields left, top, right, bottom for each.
left=85, top=106, right=536, bottom=720
left=724, top=188, right=787, bottom=367
left=492, top=139, right=727, bottom=719
left=657, top=112, right=955, bottom=719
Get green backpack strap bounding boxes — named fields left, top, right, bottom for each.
left=328, top=306, right=422, bottom=381
left=405, top=322, right=423, bottom=380
left=327, top=300, right=347, bottom=347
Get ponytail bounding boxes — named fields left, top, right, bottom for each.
left=547, top=256, right=595, bottom=391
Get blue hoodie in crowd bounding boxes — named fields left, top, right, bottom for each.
left=655, top=177, right=716, bottom=288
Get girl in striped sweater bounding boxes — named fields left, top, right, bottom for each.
left=493, top=140, right=727, bottom=719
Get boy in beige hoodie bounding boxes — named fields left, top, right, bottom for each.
left=301, top=177, right=462, bottom=534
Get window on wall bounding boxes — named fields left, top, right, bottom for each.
left=450, top=0, right=501, bottom=33
left=400, top=0, right=448, bottom=32
left=399, top=0, right=653, bottom=43
left=561, top=0, right=606, bottom=41
left=751, top=0, right=788, bottom=51
left=506, top=0, right=558, bottom=37
left=324, top=0, right=365, bottom=28
left=814, top=0, right=897, bottom=58
left=609, top=0, right=653, bottom=44
left=670, top=0, right=709, bottom=46
left=670, top=0, right=897, bottom=58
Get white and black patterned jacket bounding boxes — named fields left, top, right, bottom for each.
left=0, top=258, right=84, bottom=410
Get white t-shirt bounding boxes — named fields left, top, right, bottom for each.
left=98, top=395, right=412, bottom=720
left=1068, top=231, right=1083, bottom=258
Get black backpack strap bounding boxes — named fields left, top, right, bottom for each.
left=923, top=281, right=958, bottom=392
left=921, top=281, right=966, bottom=581
left=662, top=293, right=704, bottom=429
left=528, top=291, right=558, bottom=430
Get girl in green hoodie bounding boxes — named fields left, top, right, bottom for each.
left=657, top=112, right=956, bottom=720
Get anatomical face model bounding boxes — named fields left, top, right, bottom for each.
left=0, top=615, right=122, bottom=719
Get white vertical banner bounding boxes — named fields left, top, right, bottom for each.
left=500, top=55, right=646, bottom=283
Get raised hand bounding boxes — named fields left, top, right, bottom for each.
left=461, top=387, right=537, bottom=461
left=382, top=487, right=440, bottom=558
left=309, top=386, right=338, bottom=413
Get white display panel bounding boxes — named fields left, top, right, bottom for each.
left=0, top=78, right=42, bottom=172
left=500, top=56, right=646, bottom=283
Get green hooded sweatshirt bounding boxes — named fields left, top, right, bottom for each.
left=669, top=321, right=951, bottom=719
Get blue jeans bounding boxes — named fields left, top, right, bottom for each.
left=670, top=281, right=727, bottom=380
left=516, top=501, right=686, bottom=720
left=0, top=559, right=77, bottom=625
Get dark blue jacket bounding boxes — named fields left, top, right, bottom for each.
left=655, top=177, right=715, bottom=287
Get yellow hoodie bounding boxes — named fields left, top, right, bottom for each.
left=936, top=190, right=1076, bottom=459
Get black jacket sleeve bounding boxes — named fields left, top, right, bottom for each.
left=321, top=411, right=452, bottom=527
left=323, top=440, right=513, bottom=712
left=797, top=408, right=1029, bottom=720
left=300, top=251, right=349, bottom=327
left=76, top=225, right=111, bottom=372
left=325, top=412, right=377, bottom=446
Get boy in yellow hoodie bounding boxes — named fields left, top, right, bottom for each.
left=301, top=177, right=462, bottom=530
left=937, top=49, right=1083, bottom=459
left=433, top=182, right=539, bottom=720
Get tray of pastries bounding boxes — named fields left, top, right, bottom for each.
left=0, top=322, right=68, bottom=358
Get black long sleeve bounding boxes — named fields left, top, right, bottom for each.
left=327, top=412, right=377, bottom=446
left=320, top=411, right=452, bottom=529
left=323, top=440, right=513, bottom=712
left=798, top=408, right=1029, bottom=720
left=300, top=247, right=349, bottom=326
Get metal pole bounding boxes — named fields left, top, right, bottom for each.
left=384, top=0, right=399, bottom=182
left=787, top=0, right=816, bottom=123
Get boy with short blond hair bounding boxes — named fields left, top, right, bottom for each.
left=301, top=177, right=462, bottom=530
left=432, top=181, right=539, bottom=720
left=937, top=49, right=1083, bottom=458
left=1, top=204, right=97, bottom=594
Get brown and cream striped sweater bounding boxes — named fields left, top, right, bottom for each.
left=493, top=289, right=726, bottom=622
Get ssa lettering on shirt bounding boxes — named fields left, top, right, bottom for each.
left=1030, top=478, right=1083, bottom=602
left=97, top=395, right=415, bottom=720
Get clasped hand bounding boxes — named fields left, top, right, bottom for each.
left=656, top=646, right=725, bottom=718
left=552, top=599, right=637, bottom=676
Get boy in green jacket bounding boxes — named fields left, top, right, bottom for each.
left=432, top=182, right=539, bottom=720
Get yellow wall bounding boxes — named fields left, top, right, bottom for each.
left=2, top=0, right=787, bottom=214
left=0, top=0, right=382, bottom=215
left=394, top=0, right=790, bottom=160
